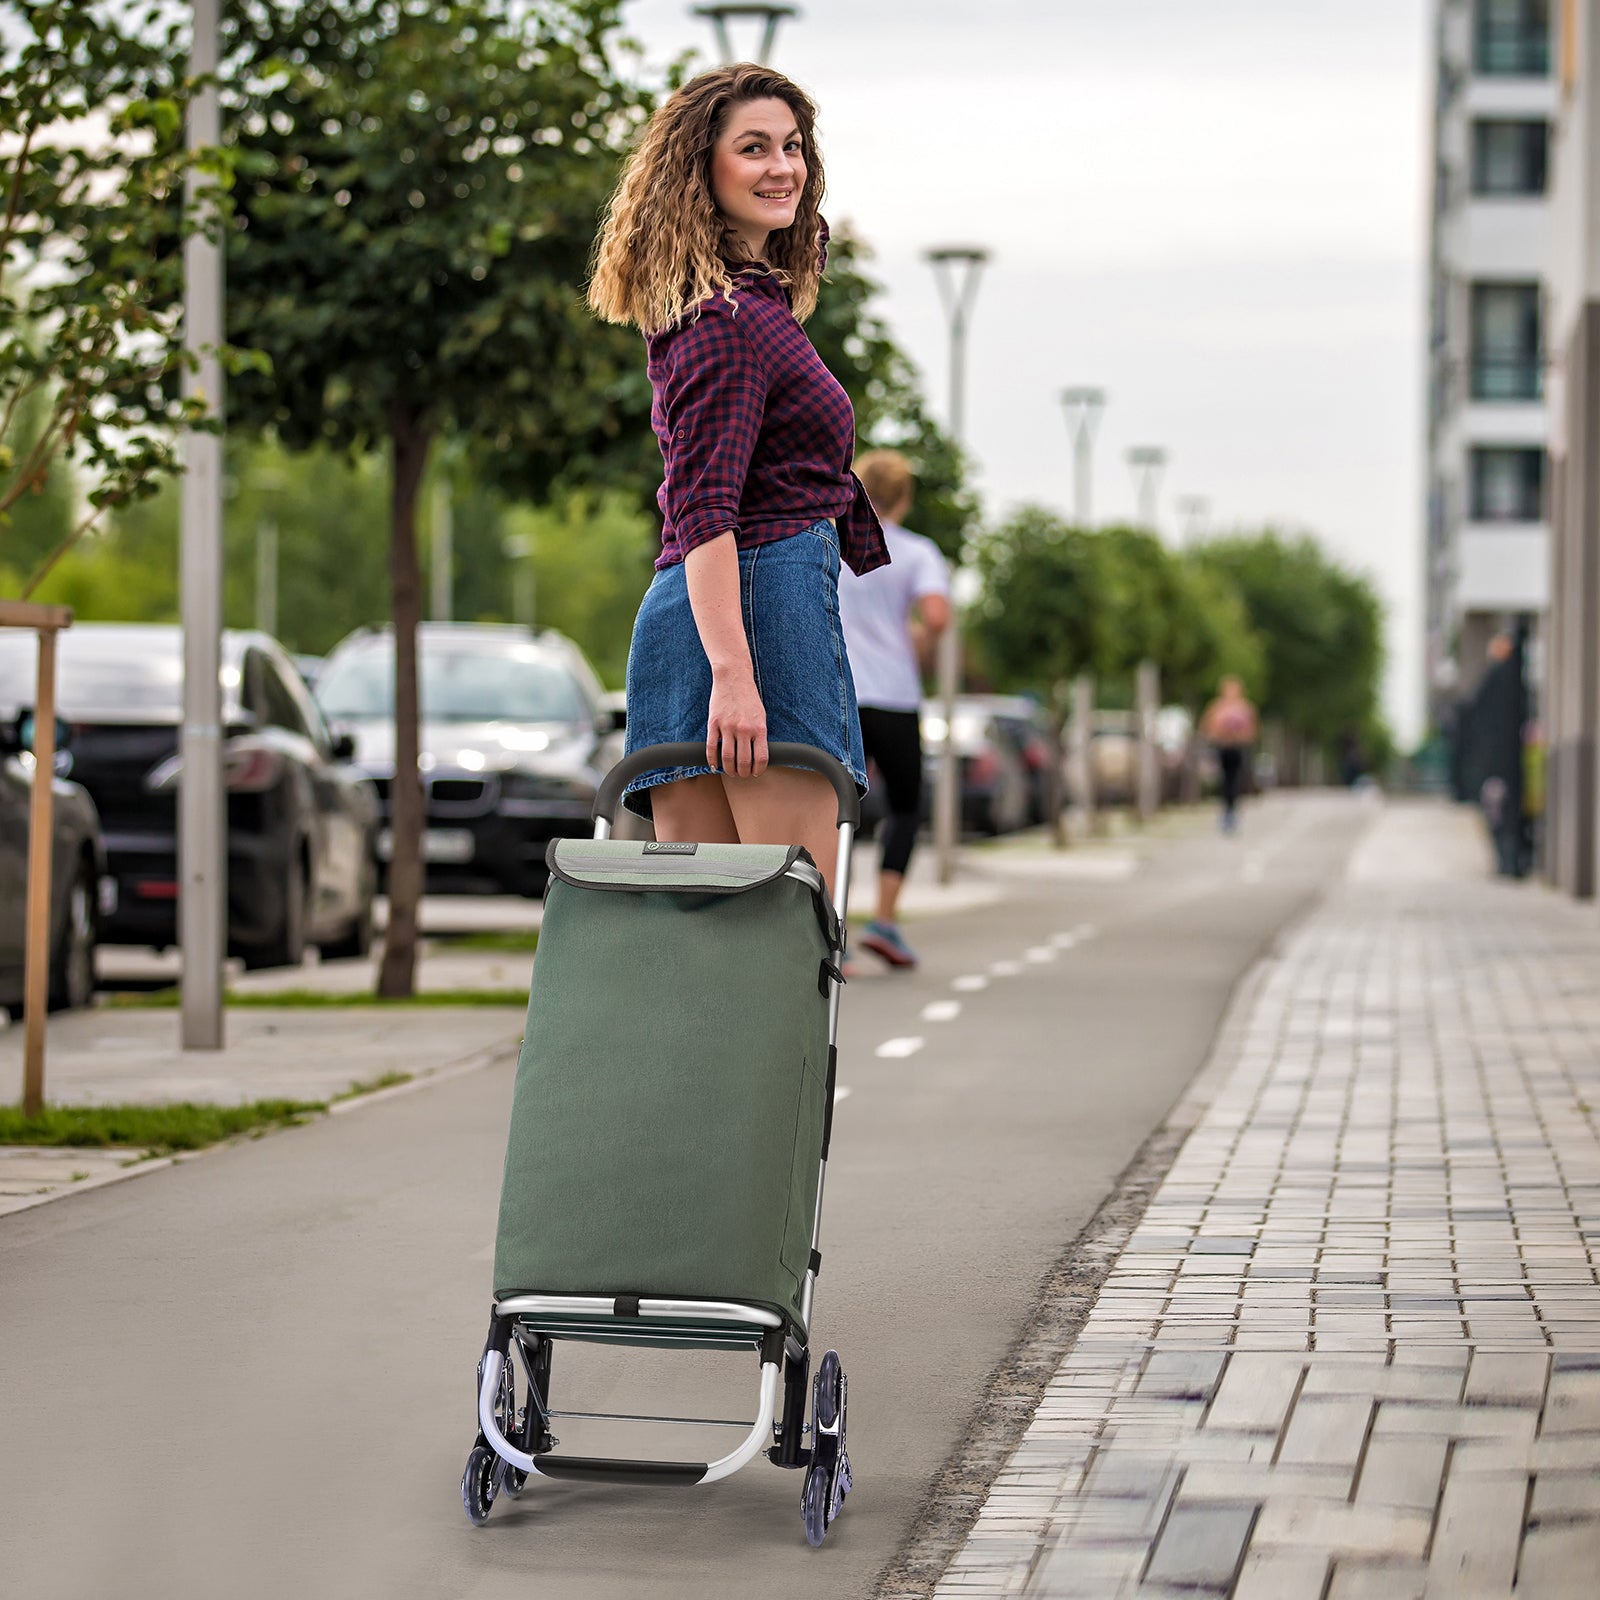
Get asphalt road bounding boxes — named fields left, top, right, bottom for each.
left=0, top=795, right=1375, bottom=1600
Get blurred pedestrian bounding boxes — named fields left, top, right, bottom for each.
left=587, top=65, right=888, bottom=886
left=1469, top=628, right=1531, bottom=878
left=837, top=450, right=950, bottom=969
left=1200, top=676, right=1258, bottom=834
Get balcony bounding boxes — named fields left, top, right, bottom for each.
left=1470, top=357, right=1543, bottom=401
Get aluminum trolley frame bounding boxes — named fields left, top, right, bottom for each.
left=463, top=742, right=856, bottom=1544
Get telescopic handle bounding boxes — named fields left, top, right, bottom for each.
left=592, top=742, right=861, bottom=829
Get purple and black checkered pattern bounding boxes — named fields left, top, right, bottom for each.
left=646, top=252, right=888, bottom=578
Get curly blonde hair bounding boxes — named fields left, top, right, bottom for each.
left=588, top=64, right=825, bottom=335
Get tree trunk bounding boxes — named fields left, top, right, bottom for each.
left=377, top=400, right=432, bottom=998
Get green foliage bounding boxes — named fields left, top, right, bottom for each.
left=218, top=0, right=649, bottom=485
left=1190, top=530, right=1386, bottom=751
left=970, top=507, right=1113, bottom=721
left=807, top=228, right=978, bottom=558
left=497, top=490, right=656, bottom=687
left=1, top=0, right=229, bottom=593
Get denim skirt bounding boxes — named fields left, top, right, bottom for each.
left=622, top=519, right=868, bottom=818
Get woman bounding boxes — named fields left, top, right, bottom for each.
left=588, top=64, right=887, bottom=888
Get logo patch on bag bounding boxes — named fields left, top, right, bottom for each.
left=643, top=841, right=698, bottom=854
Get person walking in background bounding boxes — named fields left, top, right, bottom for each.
left=1200, top=676, right=1258, bottom=835
left=837, top=450, right=950, bottom=968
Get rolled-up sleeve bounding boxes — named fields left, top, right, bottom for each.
left=657, top=312, right=768, bottom=556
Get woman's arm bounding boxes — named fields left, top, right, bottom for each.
left=685, top=532, right=767, bottom=777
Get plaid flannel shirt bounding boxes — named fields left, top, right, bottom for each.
left=646, top=251, right=888, bottom=577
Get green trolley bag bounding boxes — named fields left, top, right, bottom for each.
left=463, top=743, right=857, bottom=1548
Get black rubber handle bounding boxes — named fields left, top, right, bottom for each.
left=592, top=741, right=861, bottom=829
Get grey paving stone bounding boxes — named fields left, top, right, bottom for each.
left=1137, top=1352, right=1226, bottom=1403
left=1427, top=1470, right=1528, bottom=1592
left=1203, top=1354, right=1305, bottom=1434
left=1353, top=1435, right=1449, bottom=1513
left=1514, top=1523, right=1600, bottom=1600
left=1277, top=1397, right=1374, bottom=1471
left=1142, top=1503, right=1256, bottom=1593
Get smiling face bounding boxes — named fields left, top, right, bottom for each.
left=709, top=95, right=807, bottom=261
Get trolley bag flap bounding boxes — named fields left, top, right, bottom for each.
left=546, top=838, right=838, bottom=947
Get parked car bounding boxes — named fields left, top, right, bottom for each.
left=314, top=623, right=626, bottom=897
left=963, top=694, right=1057, bottom=826
left=0, top=625, right=382, bottom=969
left=920, top=697, right=1034, bottom=837
left=0, top=713, right=108, bottom=1017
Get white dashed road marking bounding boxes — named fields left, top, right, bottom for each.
left=874, top=1036, right=926, bottom=1059
left=1050, top=932, right=1078, bottom=949
left=952, top=974, right=989, bottom=992
left=1074, top=923, right=1098, bottom=939
left=990, top=960, right=1023, bottom=977
left=1026, top=946, right=1056, bottom=963
left=832, top=1085, right=852, bottom=1103
left=921, top=1000, right=962, bottom=1023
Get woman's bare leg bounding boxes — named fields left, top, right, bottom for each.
left=650, top=773, right=740, bottom=844
left=722, top=766, right=839, bottom=887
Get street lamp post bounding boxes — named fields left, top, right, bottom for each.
left=925, top=245, right=989, bottom=886
left=180, top=0, right=225, bottom=1051
left=691, top=4, right=798, bottom=63
left=1176, top=494, right=1210, bottom=546
left=1127, top=446, right=1168, bottom=533
left=1059, top=386, right=1106, bottom=526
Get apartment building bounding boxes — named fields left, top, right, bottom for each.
left=1425, top=0, right=1555, bottom=724
left=1545, top=0, right=1600, bottom=896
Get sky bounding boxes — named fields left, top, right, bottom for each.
left=621, top=0, right=1433, bottom=743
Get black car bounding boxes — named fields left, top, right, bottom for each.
left=315, top=623, right=626, bottom=897
left=0, top=714, right=108, bottom=1017
left=0, top=625, right=382, bottom=969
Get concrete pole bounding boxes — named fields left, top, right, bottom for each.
left=1070, top=671, right=1096, bottom=835
left=1060, top=388, right=1105, bottom=526
left=430, top=477, right=452, bottom=622
left=180, top=0, right=225, bottom=1050
left=20, top=621, right=63, bottom=1116
left=926, top=248, right=988, bottom=885
left=1136, top=660, right=1160, bottom=823
left=255, top=515, right=277, bottom=636
left=691, top=4, right=798, bottom=64
left=1128, top=448, right=1168, bottom=534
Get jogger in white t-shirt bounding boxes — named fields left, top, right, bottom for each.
left=836, top=450, right=951, bottom=969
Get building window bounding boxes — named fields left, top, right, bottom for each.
left=1471, top=120, right=1548, bottom=194
left=1470, top=283, right=1542, bottom=400
left=1470, top=447, right=1545, bottom=519
left=1475, top=0, right=1551, bottom=76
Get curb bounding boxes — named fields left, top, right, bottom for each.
left=0, top=1030, right=521, bottom=1217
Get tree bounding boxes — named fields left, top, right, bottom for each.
left=1191, top=530, right=1385, bottom=778
left=806, top=228, right=977, bottom=559
left=216, top=0, right=650, bottom=994
left=1, top=0, right=231, bottom=596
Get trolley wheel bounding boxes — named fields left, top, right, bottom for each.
left=802, top=1460, right=831, bottom=1547
left=462, top=1444, right=500, bottom=1527
left=815, top=1350, right=843, bottom=1430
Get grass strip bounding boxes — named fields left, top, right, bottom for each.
left=435, top=929, right=540, bottom=954
left=105, top=987, right=529, bottom=1009
left=0, top=1099, right=326, bottom=1153
left=332, top=1071, right=413, bottom=1102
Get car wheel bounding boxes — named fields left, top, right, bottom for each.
left=243, top=854, right=309, bottom=971
left=49, top=856, right=98, bottom=1012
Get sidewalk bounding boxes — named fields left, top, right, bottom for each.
left=934, top=800, right=1600, bottom=1599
